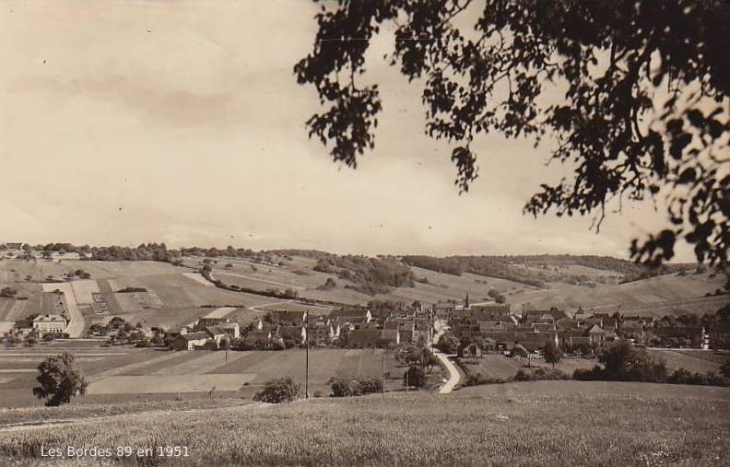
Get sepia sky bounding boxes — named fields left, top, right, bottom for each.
left=0, top=0, right=692, bottom=260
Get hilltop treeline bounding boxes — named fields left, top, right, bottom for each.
left=313, top=255, right=414, bottom=295
left=401, top=255, right=696, bottom=287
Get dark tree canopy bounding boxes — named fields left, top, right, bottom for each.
left=295, top=0, right=730, bottom=267
left=33, top=352, right=88, bottom=407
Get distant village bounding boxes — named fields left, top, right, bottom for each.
left=6, top=291, right=730, bottom=355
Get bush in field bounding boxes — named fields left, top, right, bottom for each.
left=598, top=341, right=668, bottom=382
left=317, top=277, right=337, bottom=290
left=464, top=372, right=505, bottom=386
left=329, top=377, right=382, bottom=397
left=358, top=377, right=383, bottom=395
left=253, top=378, right=300, bottom=404
left=404, top=365, right=426, bottom=389
left=573, top=365, right=605, bottom=381
left=0, top=287, right=17, bottom=298
left=513, top=367, right=569, bottom=382
left=721, top=360, right=730, bottom=378
left=329, top=377, right=353, bottom=397
left=33, top=352, right=88, bottom=406
left=667, top=368, right=729, bottom=387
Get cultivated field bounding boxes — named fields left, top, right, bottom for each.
left=0, top=381, right=728, bottom=466
left=3, top=256, right=727, bottom=318
left=459, top=354, right=524, bottom=380
left=203, top=256, right=537, bottom=306
left=0, top=346, right=389, bottom=407
left=647, top=349, right=728, bottom=374
left=508, top=271, right=729, bottom=317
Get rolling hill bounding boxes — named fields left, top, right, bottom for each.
left=1, top=250, right=728, bottom=328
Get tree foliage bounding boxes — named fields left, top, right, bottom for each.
left=33, top=352, right=88, bottom=407
left=252, top=377, right=301, bottom=403
left=296, top=0, right=730, bottom=267
left=543, top=340, right=562, bottom=369
left=404, top=365, right=427, bottom=388
left=329, top=376, right=383, bottom=397
left=435, top=332, right=460, bottom=354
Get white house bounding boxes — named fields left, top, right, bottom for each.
left=32, top=314, right=67, bottom=334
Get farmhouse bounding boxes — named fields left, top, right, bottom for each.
left=380, top=328, right=400, bottom=347
left=245, top=330, right=272, bottom=346
left=32, top=314, right=67, bottom=334
left=310, top=320, right=340, bottom=346
left=219, top=322, right=241, bottom=339
left=347, top=328, right=381, bottom=348
left=204, top=326, right=228, bottom=346
left=270, top=310, right=307, bottom=326
left=521, top=308, right=567, bottom=322
left=279, top=325, right=307, bottom=345
left=195, top=317, right=234, bottom=329
left=459, top=342, right=482, bottom=358
left=330, top=308, right=372, bottom=325
left=172, top=331, right=210, bottom=351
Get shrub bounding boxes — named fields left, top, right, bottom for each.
left=0, top=287, right=17, bottom=298
left=317, top=277, right=337, bottom=290
left=530, top=367, right=570, bottom=380
left=329, top=377, right=383, bottom=397
left=404, top=365, right=426, bottom=388
left=464, top=372, right=505, bottom=386
left=667, top=368, right=730, bottom=387
left=720, top=360, right=730, bottom=378
left=253, top=378, right=300, bottom=403
left=329, top=377, right=353, bottom=397
left=435, top=333, right=460, bottom=354
left=358, top=377, right=383, bottom=394
left=573, top=365, right=604, bottom=381
left=511, top=367, right=569, bottom=382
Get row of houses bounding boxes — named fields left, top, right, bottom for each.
left=244, top=308, right=434, bottom=349
left=2, top=313, right=69, bottom=343
left=447, top=299, right=725, bottom=351
left=169, top=318, right=241, bottom=350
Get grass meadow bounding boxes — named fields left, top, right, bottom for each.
left=0, top=381, right=728, bottom=466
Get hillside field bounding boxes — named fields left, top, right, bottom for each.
left=0, top=259, right=287, bottom=330
left=0, top=381, right=728, bottom=466
left=0, top=346, right=389, bottom=408
left=1, top=257, right=727, bottom=325
left=195, top=255, right=729, bottom=316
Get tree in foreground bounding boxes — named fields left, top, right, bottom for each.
left=33, top=352, right=88, bottom=407
left=296, top=1, right=730, bottom=270
left=543, top=340, right=563, bottom=369
left=253, top=377, right=301, bottom=403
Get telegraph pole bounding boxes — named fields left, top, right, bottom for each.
left=305, top=311, right=309, bottom=399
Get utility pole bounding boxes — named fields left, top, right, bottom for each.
left=381, top=350, right=385, bottom=396
left=305, top=311, right=309, bottom=399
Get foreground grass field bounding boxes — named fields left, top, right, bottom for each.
left=0, top=381, right=728, bottom=466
